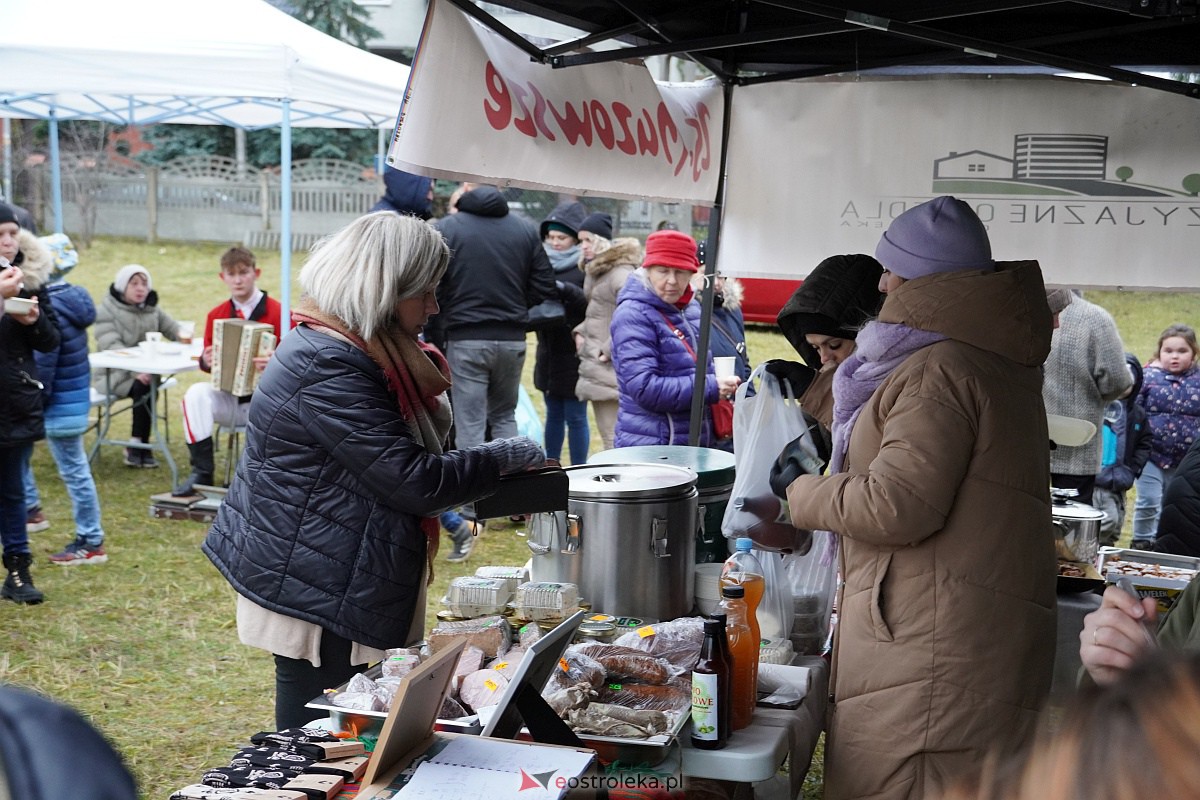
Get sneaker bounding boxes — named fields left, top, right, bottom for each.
left=26, top=508, right=50, bottom=534
left=139, top=450, right=159, bottom=469
left=1130, top=539, right=1155, bottom=551
left=445, top=520, right=479, bottom=563
left=49, top=540, right=108, bottom=566
left=124, top=448, right=142, bottom=467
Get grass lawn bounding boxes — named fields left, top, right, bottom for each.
left=1, top=235, right=1184, bottom=798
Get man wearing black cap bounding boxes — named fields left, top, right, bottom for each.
left=430, top=184, right=555, bottom=453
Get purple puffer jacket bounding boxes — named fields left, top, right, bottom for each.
left=610, top=271, right=719, bottom=446
left=1139, top=364, right=1200, bottom=470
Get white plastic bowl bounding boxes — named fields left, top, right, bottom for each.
left=4, top=297, right=36, bottom=315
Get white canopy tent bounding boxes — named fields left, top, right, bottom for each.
left=0, top=0, right=412, bottom=323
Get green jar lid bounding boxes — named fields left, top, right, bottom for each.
left=589, top=445, right=735, bottom=489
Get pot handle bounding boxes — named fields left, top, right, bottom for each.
left=651, top=516, right=671, bottom=558
left=563, top=513, right=581, bottom=554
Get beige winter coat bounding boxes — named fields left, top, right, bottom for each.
left=573, top=238, right=639, bottom=402
left=787, top=261, right=1057, bottom=800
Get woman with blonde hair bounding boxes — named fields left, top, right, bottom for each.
left=203, top=211, right=544, bottom=728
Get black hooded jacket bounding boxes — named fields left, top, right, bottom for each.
left=1155, top=437, right=1200, bottom=558
left=777, top=254, right=884, bottom=369
left=429, top=187, right=555, bottom=347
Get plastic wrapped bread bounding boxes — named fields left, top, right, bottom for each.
left=428, top=615, right=512, bottom=658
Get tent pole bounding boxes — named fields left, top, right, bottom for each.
left=280, top=100, right=293, bottom=332
left=687, top=80, right=735, bottom=446
left=48, top=111, right=63, bottom=234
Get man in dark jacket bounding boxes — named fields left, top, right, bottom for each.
left=430, top=184, right=555, bottom=453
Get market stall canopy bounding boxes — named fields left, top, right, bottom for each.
left=390, top=1, right=1200, bottom=290
left=467, top=0, right=1199, bottom=97
left=0, top=0, right=409, bottom=129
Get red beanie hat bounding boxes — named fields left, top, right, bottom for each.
left=642, top=230, right=700, bottom=273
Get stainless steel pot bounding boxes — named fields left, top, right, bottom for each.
left=1051, top=492, right=1103, bottom=563
left=527, top=463, right=698, bottom=621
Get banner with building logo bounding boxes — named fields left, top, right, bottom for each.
left=387, top=0, right=723, bottom=205
left=721, top=75, right=1200, bottom=290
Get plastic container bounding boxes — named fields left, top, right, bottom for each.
left=512, top=581, right=580, bottom=621
left=720, top=537, right=764, bottom=650
left=758, top=638, right=795, bottom=665
left=694, top=562, right=724, bottom=615
left=718, top=583, right=758, bottom=731
left=473, top=565, right=530, bottom=595
left=442, top=576, right=513, bottom=618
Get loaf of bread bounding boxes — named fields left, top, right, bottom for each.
left=428, top=615, right=512, bottom=658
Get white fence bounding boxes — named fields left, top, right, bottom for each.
left=44, top=155, right=381, bottom=248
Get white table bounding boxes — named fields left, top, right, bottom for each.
left=89, top=342, right=202, bottom=487
left=679, top=655, right=829, bottom=796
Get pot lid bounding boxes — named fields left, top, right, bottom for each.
left=588, top=445, right=735, bottom=488
left=1051, top=498, right=1105, bottom=521
left=566, top=463, right=697, bottom=499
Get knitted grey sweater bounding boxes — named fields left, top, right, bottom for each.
left=1041, top=295, right=1132, bottom=476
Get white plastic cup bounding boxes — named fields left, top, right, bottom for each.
left=143, top=331, right=162, bottom=357
left=176, top=320, right=195, bottom=344
left=713, top=356, right=736, bottom=380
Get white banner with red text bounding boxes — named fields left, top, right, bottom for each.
left=386, top=0, right=723, bottom=205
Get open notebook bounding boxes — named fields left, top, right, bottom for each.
left=356, top=640, right=593, bottom=800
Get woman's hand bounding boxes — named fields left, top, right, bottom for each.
left=1080, top=584, right=1159, bottom=685
left=0, top=266, right=24, bottom=299
left=10, top=296, right=40, bottom=326
left=717, top=375, right=740, bottom=400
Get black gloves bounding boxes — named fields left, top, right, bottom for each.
left=769, top=433, right=828, bottom=499
left=764, top=359, right=816, bottom=398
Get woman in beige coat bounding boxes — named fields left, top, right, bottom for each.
left=572, top=213, right=640, bottom=451
left=784, top=197, right=1057, bottom=800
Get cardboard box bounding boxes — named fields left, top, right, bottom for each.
left=212, top=320, right=274, bottom=397
left=1098, top=547, right=1200, bottom=614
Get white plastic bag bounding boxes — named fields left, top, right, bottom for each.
left=781, top=531, right=839, bottom=656
left=721, top=362, right=817, bottom=552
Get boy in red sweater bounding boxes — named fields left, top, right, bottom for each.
left=173, top=247, right=286, bottom=495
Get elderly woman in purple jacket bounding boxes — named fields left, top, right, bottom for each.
left=610, top=230, right=740, bottom=446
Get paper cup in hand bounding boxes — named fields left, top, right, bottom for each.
left=714, top=356, right=736, bottom=380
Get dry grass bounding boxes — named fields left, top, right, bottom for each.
left=2, top=237, right=1173, bottom=799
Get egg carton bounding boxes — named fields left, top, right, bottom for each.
left=441, top=576, right=514, bottom=618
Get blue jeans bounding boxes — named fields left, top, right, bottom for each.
left=446, top=340, right=526, bottom=450
left=0, top=445, right=31, bottom=555
left=1132, top=461, right=1174, bottom=543
left=543, top=393, right=590, bottom=465
left=440, top=509, right=465, bottom=532
left=24, top=437, right=106, bottom=546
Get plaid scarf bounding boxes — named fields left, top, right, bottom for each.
left=292, top=298, right=452, bottom=582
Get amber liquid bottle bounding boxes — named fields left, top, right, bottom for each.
left=708, top=612, right=733, bottom=743
left=691, top=618, right=729, bottom=750
left=719, top=583, right=758, bottom=730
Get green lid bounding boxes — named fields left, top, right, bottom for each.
left=589, top=445, right=735, bottom=489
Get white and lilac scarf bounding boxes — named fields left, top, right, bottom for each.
left=829, top=321, right=947, bottom=474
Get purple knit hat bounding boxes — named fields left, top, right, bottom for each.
left=875, top=196, right=995, bottom=280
